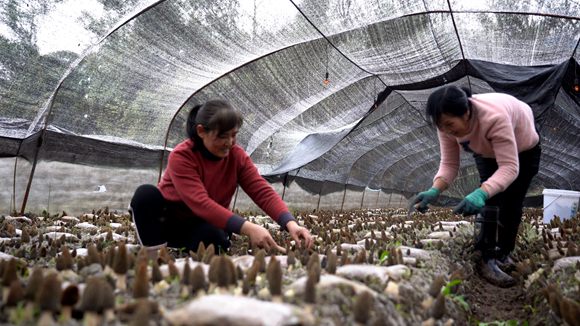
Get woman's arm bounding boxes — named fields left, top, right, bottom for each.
left=237, top=153, right=296, bottom=230
left=431, top=177, right=449, bottom=193
left=239, top=221, right=278, bottom=251
left=239, top=220, right=313, bottom=250
left=432, top=130, right=461, bottom=194
left=237, top=152, right=312, bottom=248
left=285, top=220, right=313, bottom=249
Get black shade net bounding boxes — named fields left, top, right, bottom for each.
left=2, top=0, right=580, bottom=213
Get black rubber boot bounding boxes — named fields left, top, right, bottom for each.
left=495, top=223, right=519, bottom=272
left=496, top=252, right=517, bottom=273
left=473, top=206, right=517, bottom=288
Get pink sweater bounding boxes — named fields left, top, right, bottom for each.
left=434, top=93, right=539, bottom=197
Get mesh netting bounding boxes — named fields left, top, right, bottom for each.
left=1, top=0, right=580, bottom=213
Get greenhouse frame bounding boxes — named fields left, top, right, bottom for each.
left=1, top=0, right=580, bottom=215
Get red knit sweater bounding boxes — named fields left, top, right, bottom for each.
left=158, top=139, right=295, bottom=234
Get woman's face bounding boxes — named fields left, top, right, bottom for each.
left=197, top=124, right=238, bottom=158
left=438, top=110, right=470, bottom=137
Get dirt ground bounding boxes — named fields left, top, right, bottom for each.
left=0, top=206, right=578, bottom=326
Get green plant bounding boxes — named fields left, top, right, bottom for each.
left=523, top=305, right=536, bottom=313
left=341, top=303, right=352, bottom=314
left=395, top=303, right=409, bottom=317
left=441, top=279, right=469, bottom=311
left=8, top=301, right=26, bottom=324
left=378, top=250, right=389, bottom=265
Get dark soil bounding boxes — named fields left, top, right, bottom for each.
left=431, top=208, right=579, bottom=326
left=0, top=207, right=578, bottom=326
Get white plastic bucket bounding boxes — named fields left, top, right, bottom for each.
left=542, top=189, right=580, bottom=223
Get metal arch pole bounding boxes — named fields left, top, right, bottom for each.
left=570, top=32, right=580, bottom=58
left=18, top=1, right=169, bottom=214
left=446, top=0, right=472, bottom=90
left=531, top=175, right=558, bottom=190
left=398, top=192, right=404, bottom=208
left=378, top=151, right=430, bottom=206
left=158, top=46, right=307, bottom=184
left=338, top=145, right=373, bottom=212
left=399, top=171, right=415, bottom=208
left=398, top=180, right=410, bottom=208
left=400, top=160, right=443, bottom=209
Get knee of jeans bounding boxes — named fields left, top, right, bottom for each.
left=131, top=185, right=162, bottom=208
left=134, top=184, right=159, bottom=199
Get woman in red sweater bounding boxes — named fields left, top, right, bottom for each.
left=130, top=99, right=312, bottom=256
left=410, top=86, right=541, bottom=287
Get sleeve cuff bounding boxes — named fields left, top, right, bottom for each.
left=224, top=214, right=247, bottom=234
left=277, top=211, right=296, bottom=232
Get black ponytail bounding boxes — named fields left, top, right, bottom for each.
left=426, top=85, right=473, bottom=126
left=186, top=99, right=243, bottom=151
left=187, top=104, right=203, bottom=145
left=460, top=86, right=472, bottom=98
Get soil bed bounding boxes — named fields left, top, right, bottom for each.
left=0, top=207, right=578, bottom=326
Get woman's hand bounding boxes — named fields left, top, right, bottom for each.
left=239, top=221, right=277, bottom=251
left=286, top=221, right=313, bottom=249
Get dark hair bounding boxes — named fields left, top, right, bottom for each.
left=426, top=86, right=473, bottom=126
left=186, top=99, right=244, bottom=150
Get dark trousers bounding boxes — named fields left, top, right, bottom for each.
left=474, top=141, right=541, bottom=254
left=130, top=184, right=231, bottom=254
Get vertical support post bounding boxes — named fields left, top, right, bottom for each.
left=398, top=194, right=403, bottom=208
left=360, top=188, right=366, bottom=210
left=316, top=192, right=322, bottom=213
left=340, top=184, right=347, bottom=212
left=281, top=174, right=287, bottom=201
left=387, top=192, right=393, bottom=209
left=12, top=157, right=18, bottom=214
left=374, top=190, right=380, bottom=209
left=21, top=136, right=43, bottom=215
left=232, top=184, right=239, bottom=212
left=281, top=183, right=286, bottom=201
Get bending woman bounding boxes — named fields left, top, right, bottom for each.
left=410, top=86, right=541, bottom=287
left=130, top=99, right=313, bottom=257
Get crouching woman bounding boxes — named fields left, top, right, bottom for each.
left=130, top=99, right=312, bottom=257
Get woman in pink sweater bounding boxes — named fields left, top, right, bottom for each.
left=411, top=86, right=541, bottom=287
left=130, top=99, right=312, bottom=257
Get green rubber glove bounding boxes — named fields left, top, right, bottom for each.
left=453, top=189, right=489, bottom=216
left=410, top=187, right=440, bottom=213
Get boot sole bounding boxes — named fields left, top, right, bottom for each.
left=476, top=259, right=517, bottom=288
